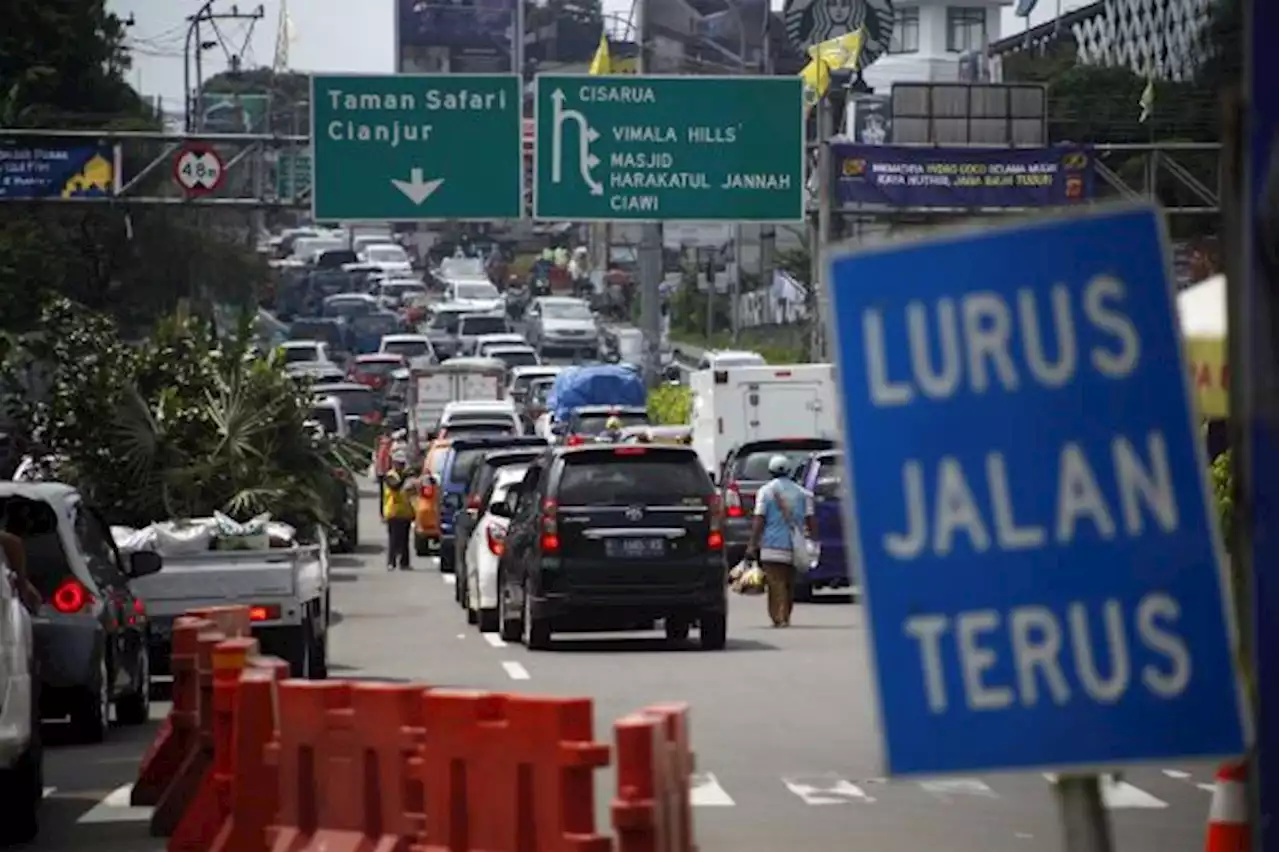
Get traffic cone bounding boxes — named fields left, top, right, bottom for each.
left=1204, top=761, right=1250, bottom=852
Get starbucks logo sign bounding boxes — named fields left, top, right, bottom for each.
left=783, top=0, right=895, bottom=67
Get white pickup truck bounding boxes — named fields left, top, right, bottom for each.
left=127, top=536, right=331, bottom=680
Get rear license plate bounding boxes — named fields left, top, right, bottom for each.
left=606, top=538, right=665, bottom=559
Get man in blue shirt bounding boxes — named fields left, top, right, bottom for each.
left=745, top=455, right=816, bottom=627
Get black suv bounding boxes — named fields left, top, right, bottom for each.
left=496, top=443, right=727, bottom=650
left=453, top=446, right=549, bottom=612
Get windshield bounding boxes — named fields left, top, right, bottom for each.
left=543, top=302, right=592, bottom=320
left=367, top=245, right=409, bottom=264
left=557, top=453, right=710, bottom=504
left=715, top=355, right=766, bottom=368
left=444, top=422, right=515, bottom=437
left=492, top=349, right=539, bottom=369
left=528, top=380, right=555, bottom=406
left=352, top=314, right=400, bottom=337
left=382, top=282, right=424, bottom=298
left=309, top=405, right=340, bottom=434
left=317, top=387, right=376, bottom=416
left=325, top=298, right=374, bottom=319
left=447, top=410, right=513, bottom=425
left=571, top=411, right=650, bottom=435
left=448, top=447, right=496, bottom=486
left=459, top=315, right=508, bottom=336
left=429, top=311, right=463, bottom=332
left=0, top=497, right=72, bottom=597
left=282, top=345, right=319, bottom=364
left=732, top=442, right=832, bottom=480
left=290, top=321, right=342, bottom=346
left=383, top=339, right=431, bottom=359
left=456, top=282, right=499, bottom=300
left=353, top=359, right=401, bottom=378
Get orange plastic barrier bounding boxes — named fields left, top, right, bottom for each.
left=168, top=637, right=259, bottom=852
left=269, top=680, right=430, bottom=852
left=188, top=606, right=252, bottom=640
left=611, top=704, right=697, bottom=852
left=415, top=690, right=612, bottom=852
left=152, top=624, right=227, bottom=837
left=208, top=657, right=289, bottom=852
left=133, top=617, right=214, bottom=807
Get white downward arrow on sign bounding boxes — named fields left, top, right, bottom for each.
left=391, top=168, right=444, bottom=205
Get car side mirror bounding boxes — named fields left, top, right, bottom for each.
left=489, top=501, right=513, bottom=519
left=129, top=550, right=163, bottom=579
left=708, top=471, right=718, bottom=486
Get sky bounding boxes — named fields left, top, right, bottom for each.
left=109, top=0, right=638, bottom=108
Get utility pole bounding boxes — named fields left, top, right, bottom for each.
left=183, top=2, right=266, bottom=132
left=637, top=0, right=664, bottom=387
left=809, top=95, right=834, bottom=361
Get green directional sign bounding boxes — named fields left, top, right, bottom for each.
left=276, top=150, right=311, bottom=199
left=533, top=75, right=805, bottom=222
left=310, top=74, right=523, bottom=222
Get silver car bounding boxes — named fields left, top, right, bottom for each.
left=525, top=296, right=599, bottom=358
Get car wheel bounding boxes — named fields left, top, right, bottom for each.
left=287, top=618, right=312, bottom=679
left=115, top=648, right=151, bottom=725
left=521, top=581, right=551, bottom=650
left=69, top=656, right=110, bottom=744
left=414, top=533, right=430, bottom=557
left=0, top=732, right=41, bottom=844
left=793, top=584, right=814, bottom=603
left=664, top=619, right=691, bottom=641
left=498, top=578, right=521, bottom=642
left=310, top=620, right=329, bottom=681
left=698, top=612, right=727, bottom=651
left=440, top=549, right=455, bottom=574
left=466, top=603, right=478, bottom=625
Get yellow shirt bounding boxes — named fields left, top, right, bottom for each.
left=382, top=471, right=415, bottom=519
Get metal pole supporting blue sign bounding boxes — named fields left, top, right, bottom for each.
left=826, top=204, right=1249, bottom=780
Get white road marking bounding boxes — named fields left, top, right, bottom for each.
left=1162, top=769, right=1192, bottom=779
left=483, top=633, right=507, bottom=648
left=919, top=778, right=998, bottom=800
left=77, top=784, right=155, bottom=824
left=689, top=773, right=735, bottom=806
left=1041, top=774, right=1168, bottom=809
left=501, top=661, right=530, bottom=680
left=783, top=773, right=875, bottom=805
left=442, top=572, right=456, bottom=586
left=42, top=786, right=56, bottom=798
left=1198, top=783, right=1217, bottom=792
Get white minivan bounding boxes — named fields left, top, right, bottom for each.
left=0, top=545, right=41, bottom=844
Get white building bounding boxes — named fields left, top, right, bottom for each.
left=862, top=0, right=1014, bottom=91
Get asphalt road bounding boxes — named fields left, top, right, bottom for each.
left=30, top=484, right=1219, bottom=852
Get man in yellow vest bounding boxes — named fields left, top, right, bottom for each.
left=382, top=453, right=415, bottom=570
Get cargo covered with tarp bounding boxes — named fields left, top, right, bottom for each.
left=547, top=364, right=646, bottom=422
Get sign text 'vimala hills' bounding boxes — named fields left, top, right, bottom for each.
left=533, top=75, right=805, bottom=222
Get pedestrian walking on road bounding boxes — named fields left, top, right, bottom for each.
left=744, top=455, right=816, bottom=628
left=382, top=453, right=415, bottom=571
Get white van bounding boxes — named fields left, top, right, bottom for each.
left=0, top=545, right=41, bottom=844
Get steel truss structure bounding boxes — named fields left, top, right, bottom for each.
left=0, top=128, right=311, bottom=209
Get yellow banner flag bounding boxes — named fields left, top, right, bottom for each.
left=589, top=33, right=612, bottom=76
left=800, top=28, right=866, bottom=111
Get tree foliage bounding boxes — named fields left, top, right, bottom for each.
left=1, top=299, right=361, bottom=532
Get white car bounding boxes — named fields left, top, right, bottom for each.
left=439, top=399, right=522, bottom=435
left=525, top=296, right=599, bottom=357
left=279, top=339, right=330, bottom=365
left=360, top=243, right=413, bottom=275
left=0, top=545, right=41, bottom=844
left=695, top=348, right=766, bottom=370
left=443, top=278, right=504, bottom=314
left=483, top=344, right=541, bottom=370
left=471, top=332, right=527, bottom=356
left=379, top=333, right=435, bottom=363
left=465, top=466, right=528, bottom=633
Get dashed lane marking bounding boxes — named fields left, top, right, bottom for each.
left=483, top=633, right=507, bottom=648
left=1042, top=774, right=1169, bottom=809
left=501, top=661, right=530, bottom=680
left=783, top=774, right=875, bottom=805
left=77, top=784, right=154, bottom=824
left=442, top=572, right=456, bottom=586
left=1197, top=783, right=1216, bottom=793
left=1162, top=769, right=1192, bottom=779
left=42, top=786, right=55, bottom=798
left=690, top=773, right=735, bottom=806
left=919, top=778, right=998, bottom=801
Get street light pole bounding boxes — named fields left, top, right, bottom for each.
left=183, top=0, right=216, bottom=132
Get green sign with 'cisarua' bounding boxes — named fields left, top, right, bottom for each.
left=533, top=75, right=805, bottom=222
left=310, top=74, right=523, bottom=222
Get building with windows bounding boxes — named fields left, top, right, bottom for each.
left=862, top=0, right=1013, bottom=91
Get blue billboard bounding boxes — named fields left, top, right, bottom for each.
left=0, top=143, right=118, bottom=199
left=397, top=0, right=516, bottom=72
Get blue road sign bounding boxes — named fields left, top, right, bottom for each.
left=826, top=205, right=1248, bottom=777
left=0, top=142, right=117, bottom=199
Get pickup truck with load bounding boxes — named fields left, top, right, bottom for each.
left=117, top=519, right=331, bottom=680
left=407, top=357, right=506, bottom=462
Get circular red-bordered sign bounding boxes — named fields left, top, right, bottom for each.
left=173, top=143, right=226, bottom=196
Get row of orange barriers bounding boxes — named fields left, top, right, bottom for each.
left=131, top=604, right=698, bottom=852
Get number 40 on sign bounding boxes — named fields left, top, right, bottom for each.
left=173, top=144, right=225, bottom=195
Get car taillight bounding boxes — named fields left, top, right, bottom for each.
left=487, top=525, right=506, bottom=556
left=707, top=530, right=724, bottom=550
left=249, top=604, right=282, bottom=622
left=706, top=493, right=724, bottom=531
left=566, top=435, right=585, bottom=446
left=725, top=482, right=744, bottom=518
left=539, top=497, right=559, bottom=552
left=614, top=446, right=646, bottom=455
left=51, top=579, right=93, bottom=614
left=133, top=598, right=146, bottom=615
left=467, top=494, right=482, bottom=511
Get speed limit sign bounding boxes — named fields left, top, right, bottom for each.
left=173, top=143, right=225, bottom=195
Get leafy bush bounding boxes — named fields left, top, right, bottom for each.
left=2, top=298, right=361, bottom=534
left=648, top=384, right=693, bottom=425
left=1211, top=450, right=1234, bottom=549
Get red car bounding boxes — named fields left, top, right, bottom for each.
left=347, top=353, right=407, bottom=390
